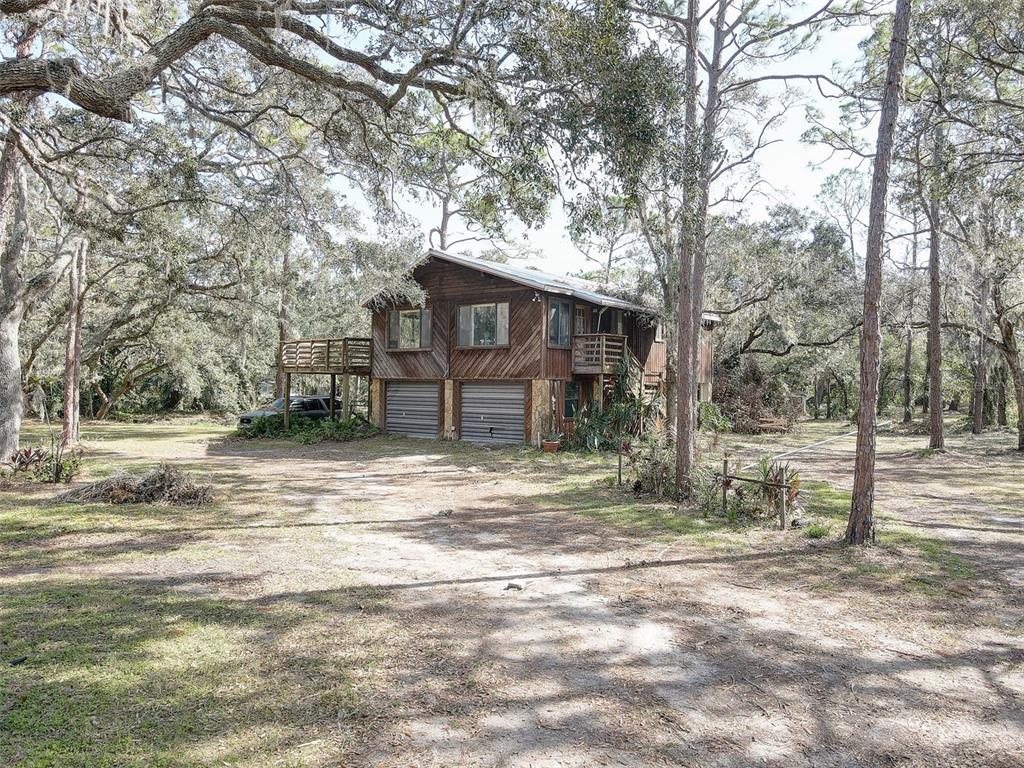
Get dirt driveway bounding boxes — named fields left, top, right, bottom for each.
left=3, top=421, right=1023, bottom=768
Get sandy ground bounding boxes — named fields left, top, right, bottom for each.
left=6, top=421, right=1023, bottom=767
left=724, top=423, right=1024, bottom=587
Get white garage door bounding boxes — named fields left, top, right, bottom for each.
left=460, top=382, right=525, bottom=444
left=385, top=382, right=439, bottom=439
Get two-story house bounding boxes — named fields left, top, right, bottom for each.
left=275, top=250, right=716, bottom=445
left=364, top=250, right=716, bottom=444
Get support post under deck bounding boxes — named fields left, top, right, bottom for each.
left=283, top=373, right=291, bottom=430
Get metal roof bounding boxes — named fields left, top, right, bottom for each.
left=367, top=249, right=722, bottom=324
left=424, top=249, right=654, bottom=313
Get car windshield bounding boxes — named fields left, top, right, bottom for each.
left=257, top=398, right=285, bottom=411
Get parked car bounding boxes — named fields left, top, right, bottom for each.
left=238, top=395, right=341, bottom=426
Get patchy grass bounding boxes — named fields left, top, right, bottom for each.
left=800, top=480, right=851, bottom=521
left=882, top=528, right=978, bottom=583
left=532, top=479, right=753, bottom=549
left=804, top=522, right=831, bottom=539
left=2, top=418, right=1018, bottom=767
left=0, top=576, right=398, bottom=768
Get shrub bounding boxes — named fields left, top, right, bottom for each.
left=4, top=442, right=81, bottom=484
left=698, top=400, right=732, bottom=433
left=626, top=433, right=675, bottom=497
left=805, top=522, right=830, bottom=539
left=713, top=358, right=796, bottom=433
left=3, top=446, right=48, bottom=475
left=34, top=446, right=82, bottom=484
left=293, top=417, right=379, bottom=444
left=755, top=457, right=801, bottom=509
left=237, top=415, right=378, bottom=444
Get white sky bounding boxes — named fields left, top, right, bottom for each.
left=365, top=17, right=874, bottom=278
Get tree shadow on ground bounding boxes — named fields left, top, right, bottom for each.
left=5, top=567, right=1021, bottom=768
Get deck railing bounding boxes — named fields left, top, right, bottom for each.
left=279, top=337, right=372, bottom=374
left=572, top=334, right=627, bottom=375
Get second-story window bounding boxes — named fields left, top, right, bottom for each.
left=548, top=298, right=571, bottom=348
left=387, top=308, right=431, bottom=349
left=458, top=302, right=509, bottom=347
left=574, top=305, right=588, bottom=335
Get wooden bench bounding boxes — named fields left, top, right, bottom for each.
left=754, top=417, right=790, bottom=433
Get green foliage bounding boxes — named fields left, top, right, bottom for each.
left=3, top=439, right=81, bottom=484
left=713, top=358, right=796, bottom=433
left=805, top=522, right=831, bottom=539
left=698, top=400, right=732, bottom=433
left=35, top=447, right=82, bottom=485
left=568, top=356, right=663, bottom=453
left=755, top=457, right=801, bottom=508
left=3, top=446, right=48, bottom=475
left=624, top=433, right=674, bottom=497
left=237, top=415, right=379, bottom=444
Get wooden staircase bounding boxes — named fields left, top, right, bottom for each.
left=601, top=351, right=663, bottom=400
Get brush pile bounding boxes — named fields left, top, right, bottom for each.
left=57, top=464, right=214, bottom=506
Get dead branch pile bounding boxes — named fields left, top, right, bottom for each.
left=56, top=464, right=214, bottom=506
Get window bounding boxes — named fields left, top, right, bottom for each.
left=655, top=323, right=663, bottom=342
left=574, top=305, right=588, bottom=335
left=457, top=302, right=509, bottom=347
left=564, top=381, right=580, bottom=418
left=548, top=298, right=571, bottom=348
left=387, top=308, right=431, bottom=350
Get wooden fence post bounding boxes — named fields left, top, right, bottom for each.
left=329, top=374, right=337, bottom=421
left=779, top=486, right=788, bottom=531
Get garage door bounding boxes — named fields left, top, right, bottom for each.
left=460, top=382, right=525, bottom=443
left=385, top=382, right=439, bottom=438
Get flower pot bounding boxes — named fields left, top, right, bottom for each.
left=542, top=440, right=560, bottom=453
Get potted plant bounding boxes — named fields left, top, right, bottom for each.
left=541, top=431, right=562, bottom=453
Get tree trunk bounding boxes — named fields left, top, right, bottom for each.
left=971, top=351, right=986, bottom=435
left=995, top=363, right=1008, bottom=427
left=993, top=285, right=1024, bottom=450
left=94, top=363, right=167, bottom=420
left=0, top=310, right=22, bottom=462
left=0, top=144, right=28, bottom=462
left=846, top=0, right=912, bottom=545
left=673, top=0, right=699, bottom=499
left=902, top=324, right=913, bottom=423
left=61, top=239, right=87, bottom=447
left=0, top=27, right=42, bottom=461
left=902, top=215, right=918, bottom=424
left=274, top=247, right=292, bottom=399
left=971, top=276, right=990, bottom=435
left=664, top=359, right=676, bottom=438
left=926, top=191, right=944, bottom=450
left=922, top=356, right=929, bottom=414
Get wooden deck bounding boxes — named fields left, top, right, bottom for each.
left=572, top=334, right=627, bottom=375
left=279, top=337, right=372, bottom=375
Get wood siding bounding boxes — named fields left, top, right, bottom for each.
left=370, top=257, right=667, bottom=383
left=372, top=260, right=544, bottom=381
left=699, top=326, right=714, bottom=385
left=542, top=296, right=573, bottom=381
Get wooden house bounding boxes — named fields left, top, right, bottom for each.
left=277, top=250, right=718, bottom=445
